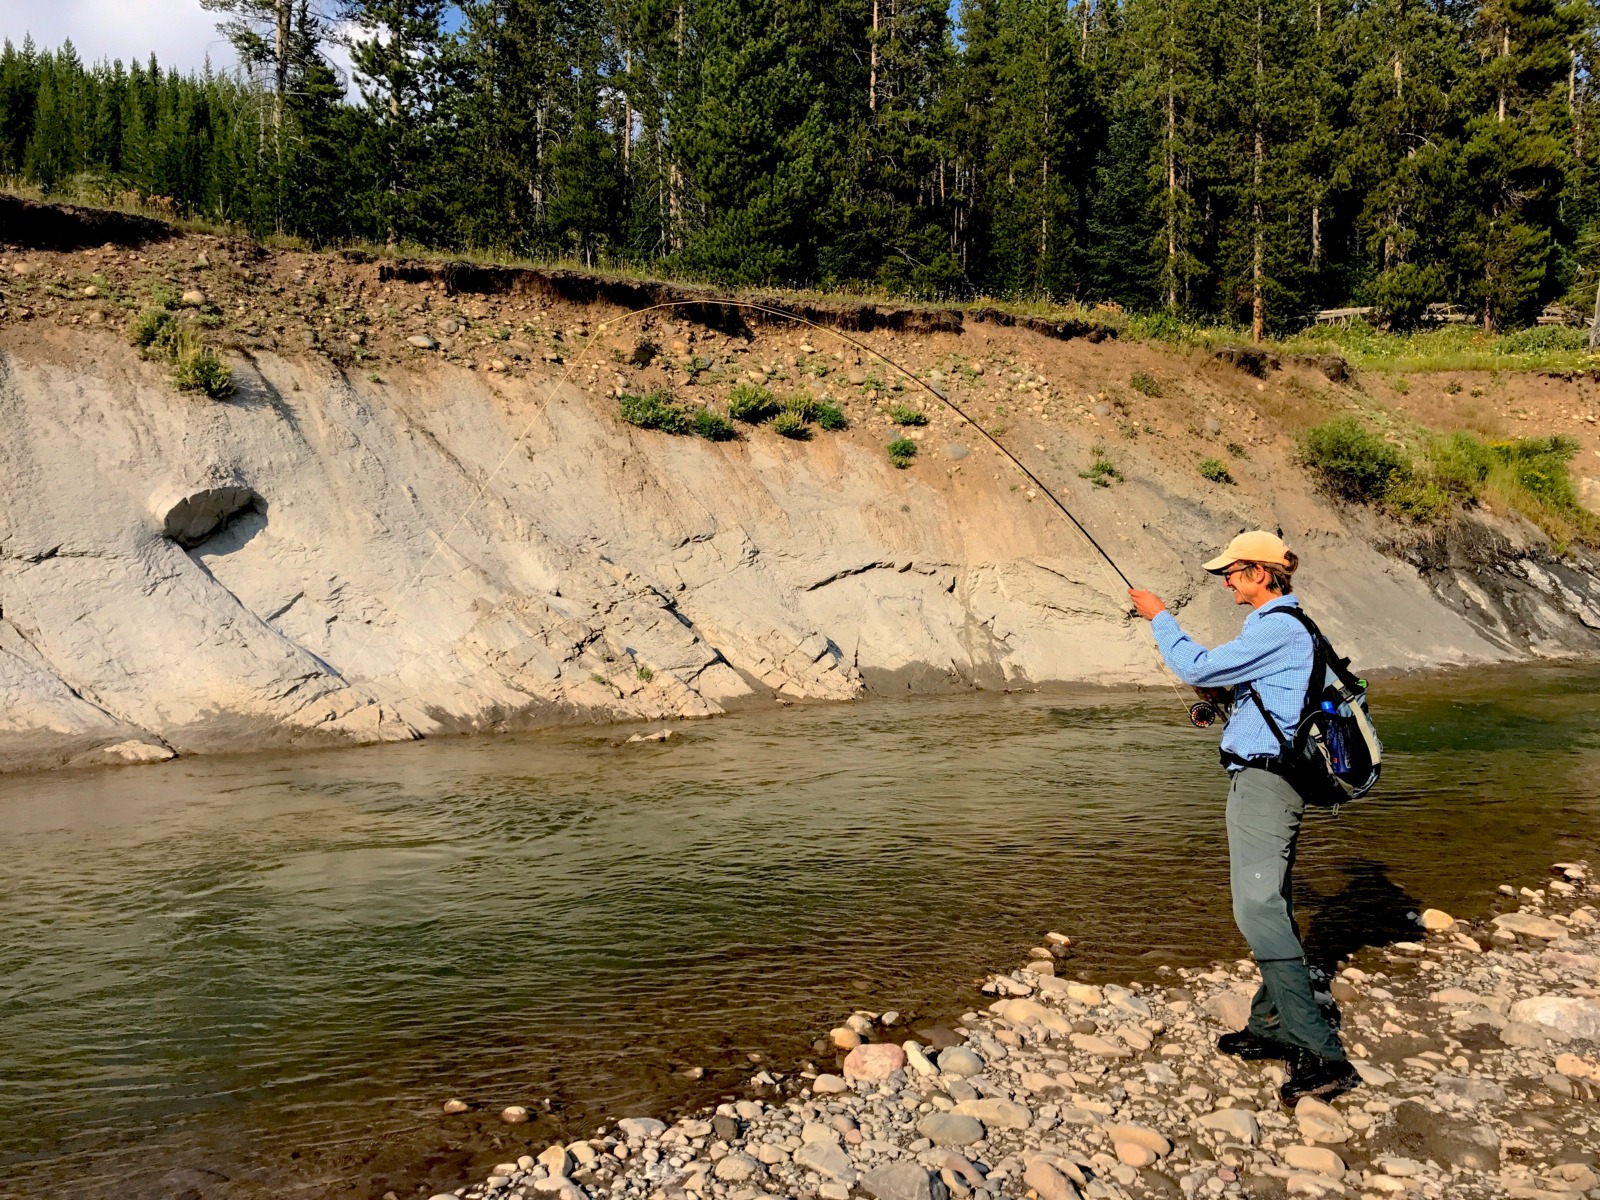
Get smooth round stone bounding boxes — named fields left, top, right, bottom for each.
left=943, top=444, right=969, bottom=460
left=1282, top=1144, right=1345, bottom=1175
left=813, top=1073, right=850, bottom=1094
left=1420, top=908, right=1456, bottom=931
left=1115, top=1142, right=1156, bottom=1167
left=831, top=1027, right=863, bottom=1050
left=442, top=1098, right=469, bottom=1114
left=916, top=1112, right=984, bottom=1146
left=714, top=1153, right=761, bottom=1182
left=844, top=1042, right=907, bottom=1082
left=936, top=1046, right=984, bottom=1077
left=617, top=1116, right=667, bottom=1138
left=501, top=1105, right=530, bottom=1124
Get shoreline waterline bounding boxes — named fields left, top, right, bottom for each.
left=434, top=856, right=1600, bottom=1200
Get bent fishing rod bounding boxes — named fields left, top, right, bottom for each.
left=348, top=295, right=1183, bottom=705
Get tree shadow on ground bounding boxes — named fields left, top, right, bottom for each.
left=1297, top=857, right=1424, bottom=973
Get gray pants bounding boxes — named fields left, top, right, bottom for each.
left=1226, top=768, right=1345, bottom=1060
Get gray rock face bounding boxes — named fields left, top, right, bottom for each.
left=1, top=339, right=1590, bottom=772
left=151, top=484, right=263, bottom=548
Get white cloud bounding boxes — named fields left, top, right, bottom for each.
left=0, top=0, right=356, bottom=91
left=0, top=0, right=237, bottom=71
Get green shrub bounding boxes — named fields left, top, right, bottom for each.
left=1368, top=261, right=1446, bottom=331
left=690, top=408, right=736, bottom=441
left=1225, top=441, right=1249, bottom=459
left=1199, top=457, right=1234, bottom=484
left=1425, top=431, right=1495, bottom=499
left=781, top=393, right=818, bottom=421
left=170, top=328, right=234, bottom=398
left=129, top=306, right=178, bottom=352
left=889, top=403, right=928, bottom=426
left=815, top=402, right=848, bottom=431
left=636, top=665, right=654, bottom=682
left=887, top=436, right=918, bottom=467
left=1495, top=325, right=1589, bottom=355
left=772, top=410, right=812, bottom=439
left=1493, top=434, right=1582, bottom=509
left=619, top=389, right=689, bottom=433
left=1383, top=477, right=1453, bottom=523
left=146, top=283, right=179, bottom=310
left=1299, top=417, right=1410, bottom=501
left=728, top=383, right=779, bottom=423
left=1079, top=451, right=1123, bottom=487
left=1130, top=371, right=1163, bottom=398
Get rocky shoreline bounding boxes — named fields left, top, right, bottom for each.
left=422, top=858, right=1600, bottom=1200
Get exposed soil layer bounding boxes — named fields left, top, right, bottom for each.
left=0, top=194, right=178, bottom=251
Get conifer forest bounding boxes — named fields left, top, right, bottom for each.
left=3, top=0, right=1599, bottom=334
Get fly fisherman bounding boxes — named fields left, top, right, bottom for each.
left=1127, top=531, right=1360, bottom=1107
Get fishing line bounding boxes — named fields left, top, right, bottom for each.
left=344, top=295, right=1185, bottom=707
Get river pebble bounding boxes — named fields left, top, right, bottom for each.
left=435, top=857, right=1600, bottom=1200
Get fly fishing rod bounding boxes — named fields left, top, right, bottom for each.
left=346, top=295, right=1184, bottom=707
left=719, top=301, right=1136, bottom=589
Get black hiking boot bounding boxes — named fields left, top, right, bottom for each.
left=1217, top=1029, right=1289, bottom=1060
left=1280, top=1047, right=1361, bottom=1107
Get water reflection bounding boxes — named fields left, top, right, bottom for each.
left=1, top=664, right=1596, bottom=1199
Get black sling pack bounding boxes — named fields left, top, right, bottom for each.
left=1244, top=608, right=1383, bottom=808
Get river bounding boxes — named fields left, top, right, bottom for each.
left=2, top=664, right=1597, bottom=1199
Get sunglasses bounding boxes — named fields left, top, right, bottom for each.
left=1220, top=565, right=1258, bottom=582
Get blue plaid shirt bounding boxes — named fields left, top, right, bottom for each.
left=1150, top=595, right=1314, bottom=765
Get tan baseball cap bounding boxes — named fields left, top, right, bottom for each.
left=1203, top=530, right=1292, bottom=573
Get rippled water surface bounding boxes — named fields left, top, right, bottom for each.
left=3, top=665, right=1599, bottom=1199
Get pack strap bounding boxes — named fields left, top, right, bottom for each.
left=1261, top=606, right=1364, bottom=696
left=1247, top=684, right=1293, bottom=752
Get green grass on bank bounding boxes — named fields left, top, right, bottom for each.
left=1127, top=312, right=1600, bottom=374
left=1299, top=415, right=1597, bottom=549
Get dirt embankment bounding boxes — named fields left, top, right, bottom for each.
left=0, top=199, right=1597, bottom=773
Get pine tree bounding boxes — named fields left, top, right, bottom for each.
left=24, top=50, right=80, bottom=193
left=1114, top=0, right=1212, bottom=312
left=341, top=0, right=465, bottom=245
left=1457, top=0, right=1581, bottom=327
left=0, top=37, right=42, bottom=176
left=977, top=0, right=1093, bottom=298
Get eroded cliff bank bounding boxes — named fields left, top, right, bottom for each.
left=2, top=210, right=1599, bottom=773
